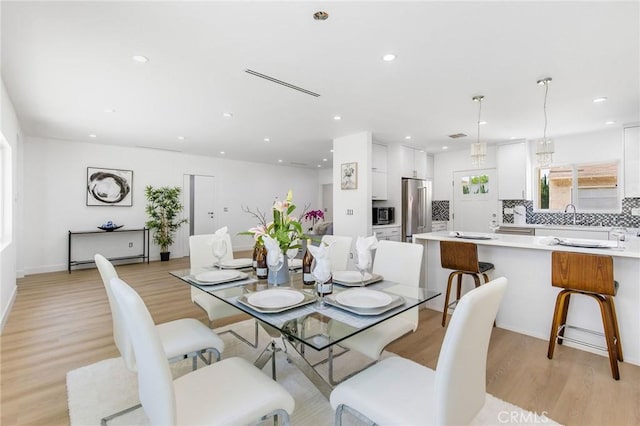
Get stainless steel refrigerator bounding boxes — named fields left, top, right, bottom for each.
left=402, top=178, right=432, bottom=242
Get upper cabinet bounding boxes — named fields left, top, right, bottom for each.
left=372, top=143, right=388, bottom=200
left=624, top=125, right=640, bottom=197
left=401, top=146, right=429, bottom=179
left=497, top=141, right=530, bottom=200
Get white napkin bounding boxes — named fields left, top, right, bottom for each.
left=355, top=235, right=378, bottom=270
left=449, top=231, right=461, bottom=237
left=539, top=236, right=559, bottom=245
left=262, top=235, right=284, bottom=268
left=214, top=226, right=228, bottom=236
left=308, top=243, right=332, bottom=282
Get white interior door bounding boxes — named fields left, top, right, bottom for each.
left=192, top=175, right=217, bottom=235
left=322, top=183, right=333, bottom=222
left=452, top=168, right=499, bottom=232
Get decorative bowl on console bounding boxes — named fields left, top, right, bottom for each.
left=98, top=221, right=123, bottom=232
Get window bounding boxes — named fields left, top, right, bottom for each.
left=537, top=162, right=619, bottom=211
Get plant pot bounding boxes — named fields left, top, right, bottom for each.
left=160, top=252, right=171, bottom=261
left=267, top=257, right=290, bottom=286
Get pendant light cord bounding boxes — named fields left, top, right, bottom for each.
left=543, top=81, right=549, bottom=142
left=477, top=97, right=482, bottom=144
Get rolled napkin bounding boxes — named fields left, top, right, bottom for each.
left=308, top=242, right=332, bottom=282
left=214, top=226, right=228, bottom=237
left=262, top=235, right=284, bottom=268
left=539, top=236, right=560, bottom=245
left=449, top=231, right=461, bottom=237
left=355, top=235, right=378, bottom=270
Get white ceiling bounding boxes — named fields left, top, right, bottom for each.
left=2, top=1, right=639, bottom=169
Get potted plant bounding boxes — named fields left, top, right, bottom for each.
left=144, top=185, right=188, bottom=261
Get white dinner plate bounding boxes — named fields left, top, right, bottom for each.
left=332, top=270, right=373, bottom=284
left=557, top=239, right=616, bottom=249
left=336, top=288, right=392, bottom=309
left=219, top=258, right=253, bottom=269
left=247, top=289, right=305, bottom=309
left=194, top=270, right=244, bottom=284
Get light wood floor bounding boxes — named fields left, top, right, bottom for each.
left=1, top=257, right=638, bottom=425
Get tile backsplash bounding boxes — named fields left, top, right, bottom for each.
left=432, top=200, right=449, bottom=221
left=501, top=197, right=640, bottom=228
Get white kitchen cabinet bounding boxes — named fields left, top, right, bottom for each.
left=372, top=143, right=388, bottom=200
left=372, top=171, right=388, bottom=200
left=372, top=143, right=387, bottom=173
left=624, top=125, right=640, bottom=197
left=497, top=141, right=529, bottom=200
left=373, top=225, right=402, bottom=242
left=401, top=146, right=428, bottom=179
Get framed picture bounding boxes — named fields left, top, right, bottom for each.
left=87, top=167, right=133, bottom=206
left=341, top=162, right=358, bottom=190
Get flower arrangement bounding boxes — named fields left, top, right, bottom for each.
left=241, top=190, right=309, bottom=253
left=303, top=209, right=325, bottom=231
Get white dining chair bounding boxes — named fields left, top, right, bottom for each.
left=108, top=276, right=295, bottom=426
left=189, top=234, right=258, bottom=347
left=95, top=254, right=226, bottom=425
left=321, top=234, right=353, bottom=272
left=330, top=277, right=508, bottom=426
left=327, top=240, right=423, bottom=384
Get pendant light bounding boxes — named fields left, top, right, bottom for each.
left=471, top=95, right=486, bottom=167
left=536, top=77, right=554, bottom=166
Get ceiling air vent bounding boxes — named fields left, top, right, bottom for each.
left=245, top=69, right=320, bottom=97
left=448, top=133, right=467, bottom=139
left=289, top=161, right=308, bottom=167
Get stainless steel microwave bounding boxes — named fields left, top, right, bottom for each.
left=373, top=207, right=395, bottom=225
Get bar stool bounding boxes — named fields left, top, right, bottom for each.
left=440, top=240, right=494, bottom=327
left=547, top=251, right=623, bottom=380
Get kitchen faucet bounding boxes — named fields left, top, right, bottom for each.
left=564, top=203, right=577, bottom=225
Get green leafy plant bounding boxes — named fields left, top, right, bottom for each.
left=144, top=186, right=188, bottom=253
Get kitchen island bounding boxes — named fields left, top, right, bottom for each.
left=413, top=231, right=640, bottom=366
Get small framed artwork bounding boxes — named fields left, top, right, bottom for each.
left=87, top=167, right=133, bottom=206
left=341, top=162, right=358, bottom=190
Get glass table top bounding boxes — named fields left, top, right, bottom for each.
left=170, top=267, right=440, bottom=351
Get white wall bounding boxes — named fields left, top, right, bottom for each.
left=1, top=79, right=24, bottom=331
left=333, top=132, right=372, bottom=240
left=22, top=137, right=319, bottom=274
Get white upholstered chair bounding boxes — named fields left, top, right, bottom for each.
left=330, top=277, right=508, bottom=426
left=189, top=234, right=258, bottom=347
left=321, top=234, right=353, bottom=272
left=109, top=276, right=295, bottom=426
left=327, top=240, right=423, bottom=384
left=95, top=254, right=226, bottom=425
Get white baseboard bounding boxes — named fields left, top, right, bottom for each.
left=0, top=285, right=17, bottom=334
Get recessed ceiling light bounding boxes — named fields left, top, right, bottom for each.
left=593, top=97, right=608, bottom=103
left=317, top=165, right=322, bottom=168
left=88, top=134, right=97, bottom=138
left=177, top=136, right=185, bottom=140
left=479, top=121, right=487, bottom=125
left=405, top=136, right=412, bottom=140
left=264, top=138, right=270, bottom=142
left=382, top=54, right=396, bottom=62
left=333, top=115, right=342, bottom=121
left=606, top=120, right=617, bottom=125
left=419, top=150, right=425, bottom=153
left=442, top=146, right=448, bottom=150
left=132, top=55, right=149, bottom=63
left=330, top=149, right=334, bottom=153
left=222, top=112, right=233, bottom=118
left=104, top=108, right=115, bottom=113
left=219, top=151, right=225, bottom=155
left=323, top=158, right=328, bottom=162
left=278, top=159, right=283, bottom=163
left=510, top=136, right=517, bottom=140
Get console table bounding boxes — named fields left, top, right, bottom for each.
left=68, top=228, right=150, bottom=273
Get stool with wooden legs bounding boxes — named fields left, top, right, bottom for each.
left=548, top=251, right=623, bottom=380
left=440, top=240, right=494, bottom=327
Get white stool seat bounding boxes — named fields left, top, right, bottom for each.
left=156, top=318, right=225, bottom=360
left=175, top=356, right=295, bottom=425
left=330, top=356, right=436, bottom=425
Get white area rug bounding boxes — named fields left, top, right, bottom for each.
left=67, top=320, right=558, bottom=426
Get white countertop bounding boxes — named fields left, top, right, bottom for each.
left=413, top=231, right=640, bottom=259
left=498, top=223, right=613, bottom=232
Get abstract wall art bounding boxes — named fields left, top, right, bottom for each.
left=87, top=167, right=133, bottom=206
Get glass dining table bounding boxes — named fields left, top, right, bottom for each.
left=170, top=267, right=440, bottom=398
